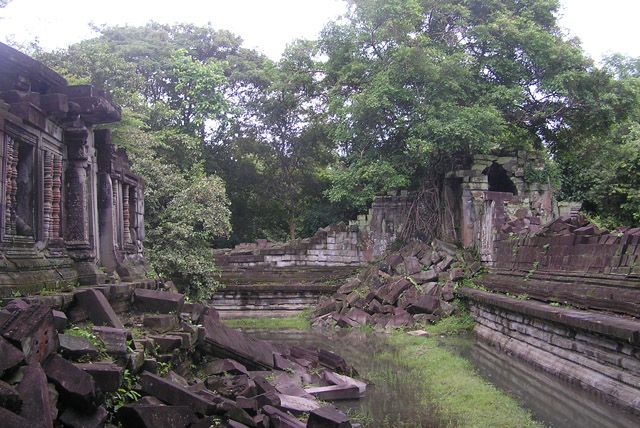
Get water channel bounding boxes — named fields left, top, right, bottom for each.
left=244, top=328, right=639, bottom=428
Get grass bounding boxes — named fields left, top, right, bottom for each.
left=381, top=314, right=544, bottom=428
left=221, top=310, right=311, bottom=330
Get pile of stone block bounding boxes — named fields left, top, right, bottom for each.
left=312, top=240, right=480, bottom=330
left=0, top=285, right=365, bottom=427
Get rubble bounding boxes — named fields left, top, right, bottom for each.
left=312, top=240, right=475, bottom=330
left=0, top=284, right=367, bottom=427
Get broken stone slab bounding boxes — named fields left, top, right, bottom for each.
left=435, top=255, right=454, bottom=272
left=205, top=374, right=255, bottom=400
left=52, top=310, right=68, bottom=332
left=275, top=393, right=321, bottom=413
left=0, top=336, right=25, bottom=373
left=133, top=289, right=184, bottom=314
left=199, top=316, right=276, bottom=370
left=260, top=405, right=305, bottom=428
left=345, top=308, right=371, bottom=325
left=401, top=256, right=422, bottom=275
left=307, top=406, right=352, bottom=428
left=143, top=314, right=179, bottom=333
left=75, top=362, right=123, bottom=394
left=337, top=278, right=361, bottom=295
left=43, top=354, right=97, bottom=409
left=218, top=401, right=256, bottom=427
left=0, top=304, right=59, bottom=364
left=73, top=289, right=124, bottom=329
left=140, top=372, right=219, bottom=416
left=150, top=335, right=183, bottom=353
left=182, top=302, right=206, bottom=324
left=59, top=405, right=108, bottom=428
left=441, top=282, right=455, bottom=301
left=412, top=269, right=438, bottom=283
left=59, top=334, right=99, bottom=361
left=319, top=349, right=350, bottom=374
left=381, top=279, right=411, bottom=305
left=0, top=406, right=31, bottom=428
left=117, top=401, right=194, bottom=428
left=406, top=295, right=440, bottom=315
left=226, top=420, right=251, bottom=428
left=449, top=267, right=465, bottom=282
left=92, top=326, right=128, bottom=355
left=385, top=311, right=413, bottom=329
left=16, top=363, right=54, bottom=428
left=204, top=358, right=249, bottom=377
left=305, top=384, right=360, bottom=401
left=0, top=379, right=22, bottom=413
left=323, top=371, right=366, bottom=395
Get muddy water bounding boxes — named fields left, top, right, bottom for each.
left=246, top=329, right=640, bottom=428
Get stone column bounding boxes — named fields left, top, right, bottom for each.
left=4, top=137, right=17, bottom=236
left=51, top=155, right=62, bottom=239
left=95, top=129, right=117, bottom=273
left=64, top=127, right=91, bottom=246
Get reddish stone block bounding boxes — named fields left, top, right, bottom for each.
left=0, top=304, right=58, bottom=364
left=74, top=289, right=124, bottom=329
left=17, top=364, right=54, bottom=428
left=43, top=354, right=97, bottom=408
left=134, top=289, right=184, bottom=314
left=307, top=406, right=352, bottom=428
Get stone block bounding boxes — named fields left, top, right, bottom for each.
left=59, top=406, right=108, bottom=428
left=133, top=289, right=184, bottom=314
left=319, top=349, right=349, bottom=374
left=151, top=335, right=183, bottom=353
left=260, top=405, right=305, bottom=428
left=140, top=372, right=218, bottom=415
left=407, top=295, right=440, bottom=315
left=0, top=379, right=22, bottom=413
left=52, top=310, right=68, bottom=332
left=0, top=304, right=58, bottom=364
left=0, top=336, right=25, bottom=373
left=412, top=269, right=437, bottom=283
left=204, top=358, right=249, bottom=377
left=0, top=406, right=31, bottom=428
left=75, top=362, right=123, bottom=394
left=275, top=393, right=321, bottom=413
left=307, top=406, right=352, bottom=428
left=92, top=326, right=128, bottom=355
left=117, top=401, right=193, bottom=428
left=402, top=256, right=422, bottom=275
left=73, top=289, right=124, bottom=329
left=58, top=334, right=99, bottom=361
left=143, top=314, right=179, bottom=333
left=43, top=354, right=97, bottom=408
left=16, top=364, right=54, bottom=428
left=305, top=384, right=360, bottom=401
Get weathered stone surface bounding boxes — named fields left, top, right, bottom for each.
left=275, top=393, right=320, bottom=413
left=260, top=405, right=305, bottom=428
left=58, top=334, right=99, bottom=361
left=117, top=402, right=193, bottom=428
left=43, top=354, right=97, bottom=408
left=319, top=349, right=349, bottom=374
left=0, top=304, right=59, bottom=364
left=406, top=295, right=440, bottom=314
left=0, top=406, right=31, bottom=428
left=16, top=364, right=54, bottom=428
left=205, top=374, right=255, bottom=400
left=0, top=336, right=25, bottom=373
left=411, top=269, right=438, bottom=283
left=59, top=405, right=108, bottom=428
left=75, top=362, right=123, bottom=394
left=140, top=372, right=218, bottom=415
left=204, top=359, right=249, bottom=377
left=200, top=316, right=276, bottom=370
left=74, top=289, right=124, bottom=329
left=0, top=379, right=22, bottom=413
left=133, top=289, right=184, bottom=314
left=305, top=384, right=360, bottom=401
left=323, top=371, right=366, bottom=395
left=402, top=256, right=422, bottom=275
left=92, top=326, right=127, bottom=355
left=151, top=335, right=183, bottom=353
left=307, top=406, right=352, bottom=428
left=143, top=314, right=178, bottom=333
left=381, top=279, right=411, bottom=305
left=52, top=310, right=68, bottom=332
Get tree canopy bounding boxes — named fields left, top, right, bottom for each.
left=28, top=0, right=640, bottom=293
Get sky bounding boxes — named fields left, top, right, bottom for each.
left=0, top=0, right=639, bottom=62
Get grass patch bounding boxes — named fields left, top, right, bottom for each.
left=422, top=309, right=475, bottom=336
left=383, top=331, right=544, bottom=428
left=222, top=312, right=311, bottom=330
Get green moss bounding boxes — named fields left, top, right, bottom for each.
left=422, top=310, right=475, bottom=336
left=382, top=331, right=544, bottom=428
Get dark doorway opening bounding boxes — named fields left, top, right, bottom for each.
left=484, top=162, right=517, bottom=194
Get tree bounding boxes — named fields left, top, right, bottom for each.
left=318, top=0, right=602, bottom=210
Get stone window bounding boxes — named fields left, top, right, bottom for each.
left=4, top=135, right=38, bottom=238
left=485, top=162, right=517, bottom=195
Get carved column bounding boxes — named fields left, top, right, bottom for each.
left=43, top=151, right=53, bottom=239
left=64, top=128, right=90, bottom=246
left=51, top=155, right=62, bottom=238
left=5, top=137, right=17, bottom=236
left=122, top=183, right=131, bottom=244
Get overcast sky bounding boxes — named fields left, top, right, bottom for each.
left=0, top=0, right=638, bottom=62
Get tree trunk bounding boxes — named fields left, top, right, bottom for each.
left=288, top=217, right=296, bottom=241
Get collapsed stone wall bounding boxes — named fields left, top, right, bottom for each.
left=213, top=190, right=412, bottom=283
left=445, top=151, right=557, bottom=264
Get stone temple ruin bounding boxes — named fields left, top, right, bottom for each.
left=0, top=42, right=146, bottom=293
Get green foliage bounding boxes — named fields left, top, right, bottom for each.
left=222, top=312, right=311, bottom=330
left=105, top=369, right=141, bottom=414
